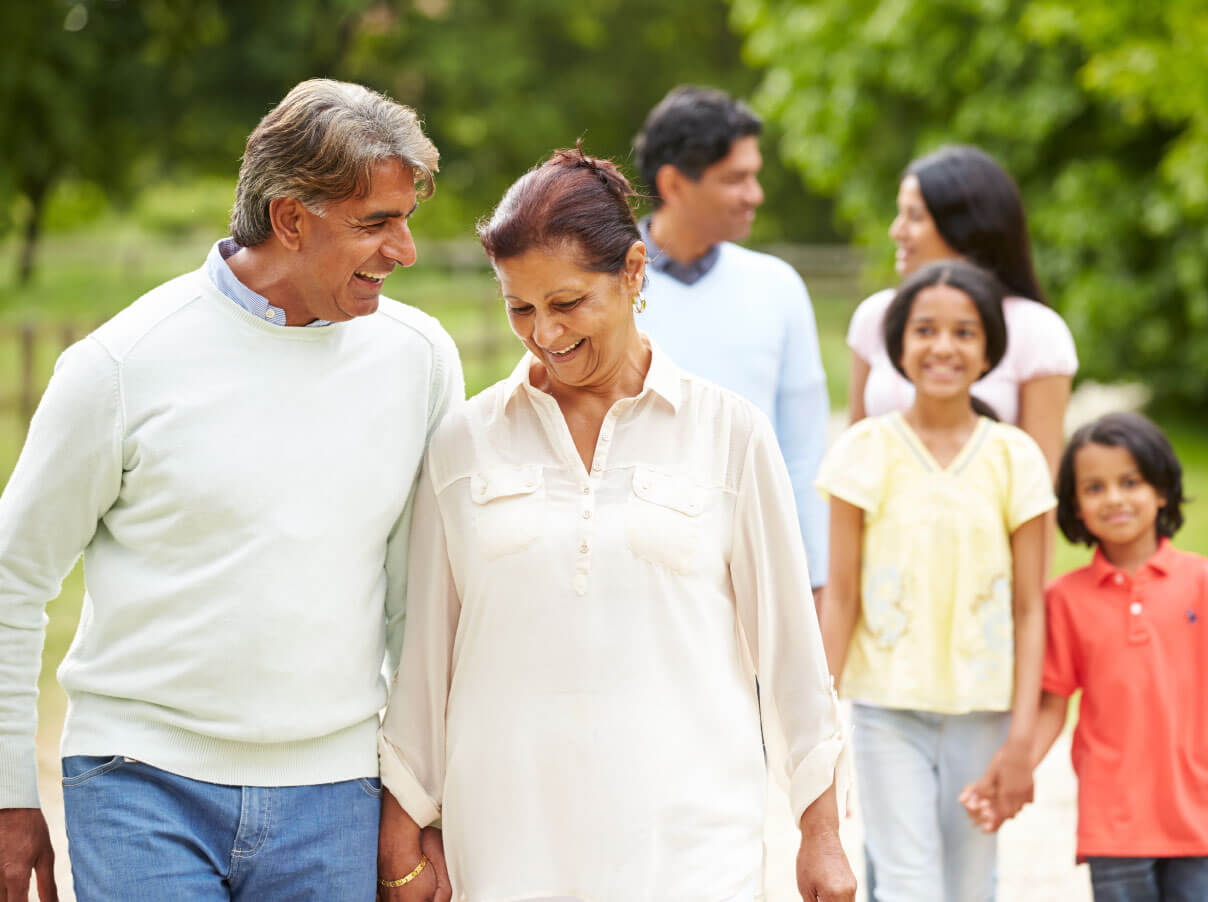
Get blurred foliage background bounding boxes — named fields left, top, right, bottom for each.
left=1, top=0, right=1207, bottom=412
left=732, top=0, right=1208, bottom=410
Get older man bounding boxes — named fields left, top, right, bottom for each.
left=0, top=79, right=462, bottom=901
left=633, top=85, right=829, bottom=604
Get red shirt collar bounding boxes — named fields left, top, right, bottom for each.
left=1090, top=537, right=1175, bottom=584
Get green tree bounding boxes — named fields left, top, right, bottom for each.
left=0, top=0, right=368, bottom=285
left=339, top=0, right=839, bottom=243
left=730, top=0, right=1208, bottom=408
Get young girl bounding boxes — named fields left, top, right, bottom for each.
left=964, top=412, right=1207, bottom=900
left=818, top=259, right=1054, bottom=900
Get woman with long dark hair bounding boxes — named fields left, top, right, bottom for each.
left=847, top=145, right=1077, bottom=478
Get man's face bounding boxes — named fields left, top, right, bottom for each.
left=293, top=159, right=419, bottom=323
left=673, top=135, right=764, bottom=245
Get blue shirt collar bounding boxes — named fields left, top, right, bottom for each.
left=638, top=216, right=721, bottom=286
left=205, top=239, right=332, bottom=328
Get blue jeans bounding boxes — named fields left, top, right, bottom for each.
left=1087, top=856, right=1208, bottom=902
left=62, top=755, right=381, bottom=901
left=852, top=703, right=1010, bottom=902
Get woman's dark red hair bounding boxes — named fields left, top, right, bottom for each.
left=478, top=144, right=640, bottom=274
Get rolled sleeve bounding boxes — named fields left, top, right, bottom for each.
left=731, top=415, right=850, bottom=820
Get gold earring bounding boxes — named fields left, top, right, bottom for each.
left=632, top=291, right=647, bottom=314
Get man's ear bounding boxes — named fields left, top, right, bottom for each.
left=269, top=197, right=307, bottom=251
left=654, top=164, right=685, bottom=207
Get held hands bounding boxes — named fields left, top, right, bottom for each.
left=957, top=739, right=1034, bottom=834
left=377, top=790, right=450, bottom=902
left=0, top=808, right=58, bottom=902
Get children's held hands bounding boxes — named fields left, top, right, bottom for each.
left=960, top=739, right=1034, bottom=830
left=958, top=783, right=1008, bottom=833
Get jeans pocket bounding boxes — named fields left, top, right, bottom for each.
left=61, top=755, right=128, bottom=787
left=358, top=777, right=382, bottom=798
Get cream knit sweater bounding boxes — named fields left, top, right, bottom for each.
left=0, top=267, right=462, bottom=807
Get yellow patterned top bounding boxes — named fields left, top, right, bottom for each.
left=817, top=413, right=1055, bottom=713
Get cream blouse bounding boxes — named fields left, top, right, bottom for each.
left=380, top=344, right=849, bottom=902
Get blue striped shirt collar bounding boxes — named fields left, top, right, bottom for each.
left=205, top=238, right=333, bottom=328
left=638, top=216, right=721, bottom=286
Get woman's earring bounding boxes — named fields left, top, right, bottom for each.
left=632, top=291, right=647, bottom=314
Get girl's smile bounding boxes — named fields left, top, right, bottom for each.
left=899, top=284, right=990, bottom=401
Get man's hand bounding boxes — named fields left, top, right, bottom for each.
left=377, top=790, right=449, bottom=902
left=0, top=808, right=58, bottom=902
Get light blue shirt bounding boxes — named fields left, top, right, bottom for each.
left=204, top=239, right=332, bottom=328
left=638, top=220, right=830, bottom=586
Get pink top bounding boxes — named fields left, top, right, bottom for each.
left=847, top=289, right=1078, bottom=424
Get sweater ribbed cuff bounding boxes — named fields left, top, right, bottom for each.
left=0, top=741, right=41, bottom=809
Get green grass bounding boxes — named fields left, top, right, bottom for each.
left=0, top=224, right=1203, bottom=738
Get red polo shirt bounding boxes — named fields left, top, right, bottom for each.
left=1043, top=539, right=1208, bottom=859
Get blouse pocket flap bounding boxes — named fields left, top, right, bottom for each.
left=470, top=465, right=543, bottom=504
left=631, top=466, right=705, bottom=516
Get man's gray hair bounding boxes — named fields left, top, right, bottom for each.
left=230, top=79, right=439, bottom=247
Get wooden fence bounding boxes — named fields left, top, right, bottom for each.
left=3, top=243, right=864, bottom=435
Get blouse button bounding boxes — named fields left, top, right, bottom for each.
left=1113, top=573, right=1125, bottom=585
left=582, top=486, right=590, bottom=495
left=582, top=510, right=591, bottom=520
left=1130, top=602, right=1143, bottom=615
left=579, top=541, right=589, bottom=554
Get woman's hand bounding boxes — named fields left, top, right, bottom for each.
left=796, top=784, right=856, bottom=902
left=796, top=828, right=856, bottom=902
left=377, top=789, right=450, bottom=901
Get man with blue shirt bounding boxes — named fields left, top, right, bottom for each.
left=633, top=85, right=829, bottom=605
left=0, top=79, right=462, bottom=900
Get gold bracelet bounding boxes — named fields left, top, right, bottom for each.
left=378, top=854, right=429, bottom=888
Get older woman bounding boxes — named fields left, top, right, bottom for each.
left=375, top=149, right=854, bottom=902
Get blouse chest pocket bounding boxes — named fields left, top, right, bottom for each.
left=470, top=465, right=545, bottom=559
left=624, top=466, right=707, bottom=574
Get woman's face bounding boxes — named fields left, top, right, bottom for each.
left=889, top=175, right=960, bottom=277
left=495, top=240, right=645, bottom=393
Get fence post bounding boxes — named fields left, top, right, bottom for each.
left=19, top=323, right=36, bottom=431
